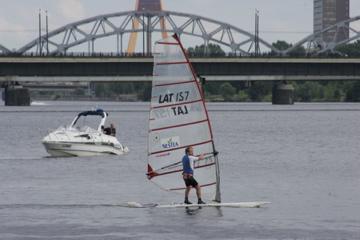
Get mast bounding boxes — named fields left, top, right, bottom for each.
left=171, top=34, right=221, bottom=202
left=214, top=154, right=221, bottom=202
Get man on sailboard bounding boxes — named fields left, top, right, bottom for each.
left=182, top=146, right=206, bottom=205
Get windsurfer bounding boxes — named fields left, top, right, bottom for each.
left=182, top=146, right=206, bottom=205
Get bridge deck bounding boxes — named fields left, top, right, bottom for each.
left=2, top=57, right=360, bottom=63
left=1, top=57, right=360, bottom=82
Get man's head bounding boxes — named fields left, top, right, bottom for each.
left=185, top=146, right=194, bottom=155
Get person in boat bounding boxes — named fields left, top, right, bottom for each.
left=102, top=123, right=116, bottom=136
left=109, top=123, right=116, bottom=137
left=102, top=125, right=110, bottom=135
left=182, top=146, right=206, bottom=205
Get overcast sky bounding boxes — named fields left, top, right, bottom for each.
left=1, top=0, right=360, bottom=51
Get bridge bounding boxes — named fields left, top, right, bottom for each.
left=1, top=57, right=360, bottom=82
left=1, top=4, right=360, bottom=105
left=1, top=11, right=360, bottom=56
left=1, top=56, right=360, bottom=105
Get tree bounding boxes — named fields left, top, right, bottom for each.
left=272, top=40, right=292, bottom=51
left=272, top=40, right=306, bottom=57
left=289, top=45, right=306, bottom=57
left=323, top=82, right=343, bottom=101
left=345, top=81, right=360, bottom=102
left=95, top=83, right=106, bottom=97
left=336, top=40, right=360, bottom=57
left=138, top=83, right=152, bottom=101
left=109, top=83, right=135, bottom=94
left=74, top=88, right=85, bottom=96
left=220, top=82, right=236, bottom=101
left=247, top=81, right=272, bottom=101
left=188, top=43, right=226, bottom=57
left=234, top=90, right=249, bottom=102
left=203, top=82, right=223, bottom=95
left=295, top=82, right=324, bottom=102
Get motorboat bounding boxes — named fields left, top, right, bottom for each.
left=42, top=109, right=129, bottom=157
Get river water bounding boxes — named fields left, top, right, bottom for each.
left=0, top=101, right=359, bottom=239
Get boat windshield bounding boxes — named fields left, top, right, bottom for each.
left=72, top=115, right=102, bottom=131
left=70, top=110, right=107, bottom=132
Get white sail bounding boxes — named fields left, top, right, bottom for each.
left=147, top=35, right=221, bottom=202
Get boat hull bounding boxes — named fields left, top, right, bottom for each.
left=43, top=142, right=129, bottom=157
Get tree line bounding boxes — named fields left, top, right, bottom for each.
left=91, top=40, right=360, bottom=102
left=92, top=80, right=360, bottom=102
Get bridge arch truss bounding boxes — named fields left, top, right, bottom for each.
left=284, top=16, right=360, bottom=55
left=17, top=10, right=278, bottom=56
left=0, top=44, right=10, bottom=55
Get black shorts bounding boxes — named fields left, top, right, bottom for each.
left=183, top=176, right=198, bottom=187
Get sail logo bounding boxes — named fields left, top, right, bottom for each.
left=161, top=136, right=180, bottom=149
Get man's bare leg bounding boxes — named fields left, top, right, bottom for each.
left=196, top=185, right=201, bottom=199
left=196, top=185, right=205, bottom=204
left=184, top=186, right=192, bottom=204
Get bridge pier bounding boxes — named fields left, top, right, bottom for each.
left=272, top=81, right=294, bottom=105
left=4, top=84, right=31, bottom=106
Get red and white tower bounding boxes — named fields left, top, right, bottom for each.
left=127, top=0, right=168, bottom=54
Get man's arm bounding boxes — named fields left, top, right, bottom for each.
left=188, top=155, right=199, bottom=170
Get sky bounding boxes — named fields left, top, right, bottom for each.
left=0, top=0, right=360, bottom=51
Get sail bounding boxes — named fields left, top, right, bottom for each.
left=147, top=34, right=221, bottom=202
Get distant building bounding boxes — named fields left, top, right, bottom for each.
left=137, top=0, right=162, bottom=11
left=314, top=0, right=349, bottom=43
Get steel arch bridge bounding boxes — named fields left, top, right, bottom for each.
left=0, top=44, right=10, bottom=54
left=17, top=10, right=278, bottom=56
left=283, top=16, right=360, bottom=55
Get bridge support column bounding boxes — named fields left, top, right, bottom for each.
left=4, top=85, right=31, bottom=106
left=272, top=81, right=294, bottom=105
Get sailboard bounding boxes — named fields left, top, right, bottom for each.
left=145, top=34, right=269, bottom=207
left=146, top=34, right=220, bottom=202
left=124, top=201, right=270, bottom=209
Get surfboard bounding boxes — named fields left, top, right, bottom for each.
left=155, top=201, right=270, bottom=208
left=124, top=201, right=270, bottom=208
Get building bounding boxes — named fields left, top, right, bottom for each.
left=314, top=0, right=349, bottom=43
left=137, top=0, right=162, bottom=11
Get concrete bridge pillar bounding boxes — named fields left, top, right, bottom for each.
left=4, top=85, right=31, bottom=106
left=272, top=81, right=294, bottom=105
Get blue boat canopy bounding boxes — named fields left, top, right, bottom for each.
left=77, top=109, right=107, bottom=118
left=71, top=109, right=108, bottom=127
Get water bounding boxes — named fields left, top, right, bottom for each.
left=0, top=101, right=359, bottom=239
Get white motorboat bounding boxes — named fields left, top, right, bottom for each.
left=42, top=109, right=129, bottom=157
